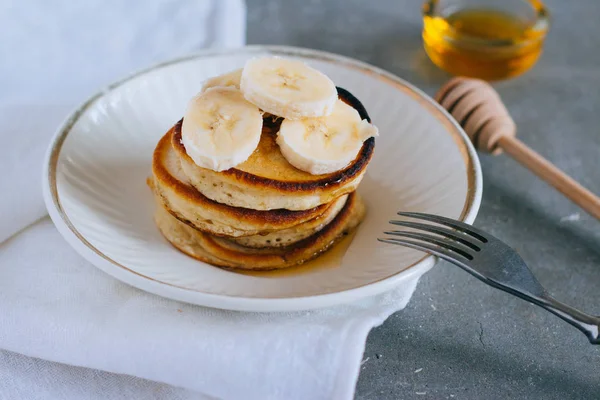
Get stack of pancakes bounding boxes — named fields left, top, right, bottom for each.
left=150, top=88, right=374, bottom=271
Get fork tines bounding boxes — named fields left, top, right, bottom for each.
left=378, top=211, right=485, bottom=262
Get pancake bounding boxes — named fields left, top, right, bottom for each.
left=151, top=131, right=348, bottom=238
left=152, top=178, right=348, bottom=246
left=227, top=193, right=346, bottom=248
left=154, top=191, right=365, bottom=270
left=172, top=87, right=375, bottom=211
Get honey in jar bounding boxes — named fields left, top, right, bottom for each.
left=422, top=0, right=549, bottom=80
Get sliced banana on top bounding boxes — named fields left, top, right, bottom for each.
left=181, top=87, right=263, bottom=172
left=201, top=68, right=242, bottom=92
left=276, top=100, right=378, bottom=175
left=240, top=57, right=338, bottom=120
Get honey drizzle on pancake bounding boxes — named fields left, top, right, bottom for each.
left=237, top=230, right=356, bottom=277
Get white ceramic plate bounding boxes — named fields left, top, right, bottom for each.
left=43, top=46, right=482, bottom=312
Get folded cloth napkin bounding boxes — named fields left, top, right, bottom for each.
left=0, top=1, right=421, bottom=399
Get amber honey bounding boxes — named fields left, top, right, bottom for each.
left=422, top=1, right=549, bottom=80
left=238, top=231, right=356, bottom=278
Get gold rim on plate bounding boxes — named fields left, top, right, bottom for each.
left=45, top=45, right=482, bottom=306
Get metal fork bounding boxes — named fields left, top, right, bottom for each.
left=379, top=211, right=600, bottom=344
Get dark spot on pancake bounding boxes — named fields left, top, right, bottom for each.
left=337, top=87, right=371, bottom=122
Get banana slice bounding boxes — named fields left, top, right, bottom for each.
left=240, top=57, right=338, bottom=120
left=276, top=100, right=378, bottom=175
left=181, top=87, right=263, bottom=172
left=201, top=68, right=242, bottom=92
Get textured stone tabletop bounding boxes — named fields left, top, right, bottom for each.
left=248, top=1, right=600, bottom=398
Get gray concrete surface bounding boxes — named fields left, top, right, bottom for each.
left=247, top=1, right=600, bottom=399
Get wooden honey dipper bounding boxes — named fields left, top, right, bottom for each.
left=435, top=77, right=600, bottom=220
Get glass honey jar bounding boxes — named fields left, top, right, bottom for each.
left=422, top=0, right=550, bottom=80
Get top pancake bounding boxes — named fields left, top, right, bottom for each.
left=173, top=87, right=375, bottom=211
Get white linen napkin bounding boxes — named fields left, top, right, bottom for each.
left=0, top=1, right=421, bottom=399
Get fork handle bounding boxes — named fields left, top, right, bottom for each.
left=536, top=295, right=600, bottom=344
left=495, top=283, right=600, bottom=344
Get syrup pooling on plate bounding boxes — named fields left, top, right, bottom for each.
left=238, top=231, right=357, bottom=277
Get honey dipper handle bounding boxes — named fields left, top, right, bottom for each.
left=497, top=136, right=600, bottom=220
